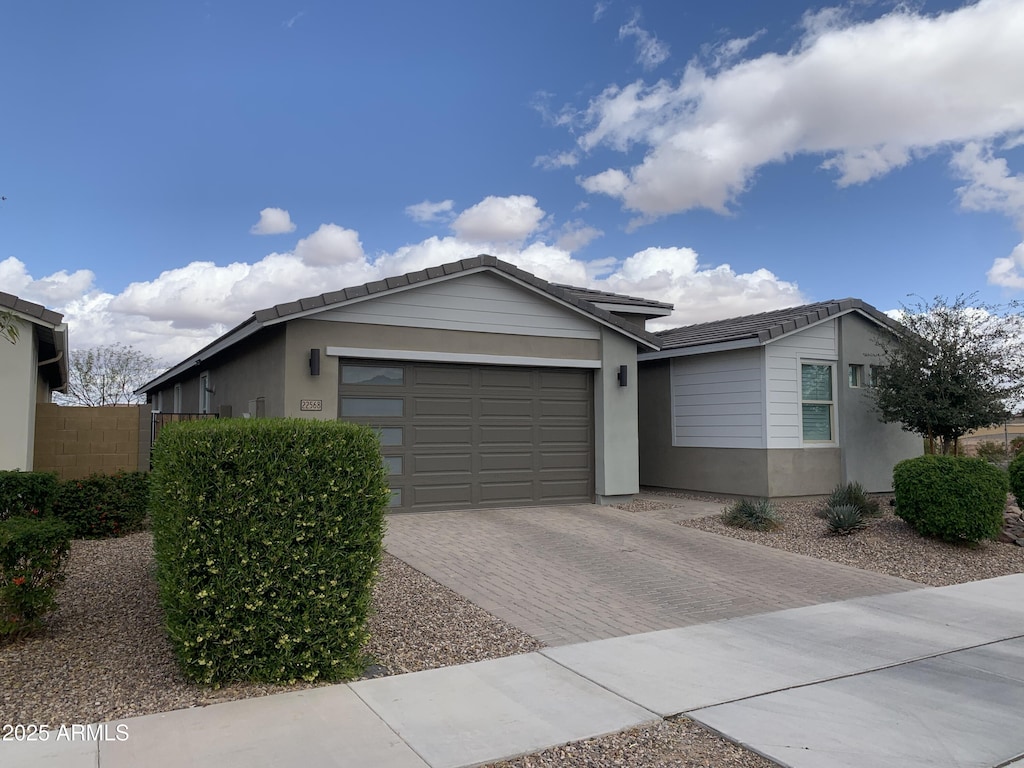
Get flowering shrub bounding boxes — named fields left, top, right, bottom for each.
left=53, top=472, right=150, bottom=538
left=0, top=471, right=59, bottom=522
left=0, top=516, right=71, bottom=641
left=150, top=418, right=389, bottom=686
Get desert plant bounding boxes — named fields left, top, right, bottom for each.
left=0, top=471, right=59, bottom=522
left=150, top=418, right=389, bottom=686
left=0, top=516, right=71, bottom=640
left=54, top=471, right=150, bottom=538
left=722, top=497, right=779, bottom=531
left=974, top=440, right=1012, bottom=467
left=892, top=455, right=1007, bottom=543
left=823, top=481, right=880, bottom=517
left=1010, top=452, right=1024, bottom=508
left=824, top=504, right=866, bottom=535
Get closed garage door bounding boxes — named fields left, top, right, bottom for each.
left=338, top=359, right=594, bottom=511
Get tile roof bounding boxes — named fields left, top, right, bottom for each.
left=655, top=298, right=902, bottom=350
left=0, top=291, right=64, bottom=327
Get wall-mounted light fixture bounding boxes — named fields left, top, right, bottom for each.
left=617, top=364, right=628, bottom=387
left=309, top=348, right=321, bottom=376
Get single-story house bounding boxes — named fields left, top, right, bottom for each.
left=638, top=299, right=923, bottom=497
left=0, top=293, right=69, bottom=471
left=137, top=255, right=670, bottom=511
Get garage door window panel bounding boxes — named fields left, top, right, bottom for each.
left=342, top=365, right=404, bottom=386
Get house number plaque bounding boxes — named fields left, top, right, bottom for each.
left=300, top=399, right=323, bottom=412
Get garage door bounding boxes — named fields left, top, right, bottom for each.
left=338, top=359, right=594, bottom=511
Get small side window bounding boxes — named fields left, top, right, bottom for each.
left=848, top=364, right=864, bottom=388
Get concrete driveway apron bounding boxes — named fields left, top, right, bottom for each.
left=384, top=502, right=920, bottom=646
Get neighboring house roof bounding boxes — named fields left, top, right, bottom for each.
left=644, top=298, right=904, bottom=359
left=138, top=255, right=668, bottom=394
left=0, top=292, right=69, bottom=391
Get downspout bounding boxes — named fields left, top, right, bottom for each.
left=37, top=350, right=67, bottom=393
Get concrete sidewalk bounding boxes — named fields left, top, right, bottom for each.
left=4, top=575, right=1023, bottom=768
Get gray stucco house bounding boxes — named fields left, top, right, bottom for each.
left=0, top=293, right=68, bottom=471
left=137, top=256, right=669, bottom=511
left=638, top=299, right=923, bottom=497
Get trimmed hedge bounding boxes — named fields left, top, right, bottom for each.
left=1010, top=452, right=1024, bottom=508
left=54, top=471, right=150, bottom=538
left=893, top=455, right=1007, bottom=543
left=0, top=516, right=72, bottom=640
left=150, top=418, right=389, bottom=686
left=0, top=471, right=59, bottom=522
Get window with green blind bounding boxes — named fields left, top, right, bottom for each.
left=801, top=363, right=834, bottom=441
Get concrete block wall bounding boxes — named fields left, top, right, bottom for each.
left=33, top=403, right=142, bottom=480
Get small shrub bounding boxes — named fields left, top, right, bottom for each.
left=54, top=471, right=150, bottom=538
left=893, top=455, right=1007, bottom=543
left=818, top=481, right=880, bottom=518
left=974, top=440, right=1011, bottom=468
left=1010, top=436, right=1024, bottom=457
left=1010, top=452, right=1024, bottom=508
left=150, top=418, right=390, bottom=686
left=0, top=516, right=72, bottom=640
left=824, top=504, right=866, bottom=535
left=0, top=471, right=59, bottom=522
left=722, top=497, right=779, bottom=531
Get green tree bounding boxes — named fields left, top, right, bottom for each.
left=872, top=294, right=1024, bottom=455
left=56, top=343, right=158, bottom=406
left=0, top=309, right=20, bottom=345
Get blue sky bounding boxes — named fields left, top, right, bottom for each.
left=2, top=0, right=1023, bottom=363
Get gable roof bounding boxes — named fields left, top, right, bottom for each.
left=138, top=255, right=667, bottom=394
left=647, top=298, right=903, bottom=358
left=0, top=292, right=69, bottom=391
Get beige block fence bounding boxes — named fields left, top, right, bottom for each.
left=33, top=403, right=152, bottom=480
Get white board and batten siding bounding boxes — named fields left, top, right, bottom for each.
left=765, top=319, right=838, bottom=449
left=671, top=347, right=765, bottom=449
left=316, top=271, right=600, bottom=340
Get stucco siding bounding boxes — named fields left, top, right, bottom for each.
left=837, top=313, right=923, bottom=491
left=594, top=327, right=639, bottom=499
left=766, top=448, right=842, bottom=496
left=0, top=318, right=38, bottom=470
left=315, top=271, right=601, bottom=340
left=765, top=320, right=838, bottom=448
left=670, top=347, right=764, bottom=449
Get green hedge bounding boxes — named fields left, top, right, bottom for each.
left=150, top=418, right=389, bottom=686
left=0, top=471, right=59, bottom=522
left=893, top=455, right=1007, bottom=543
left=54, top=471, right=150, bottom=538
left=0, top=516, right=72, bottom=640
left=1010, top=452, right=1024, bottom=508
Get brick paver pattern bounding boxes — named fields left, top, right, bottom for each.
left=385, top=503, right=922, bottom=646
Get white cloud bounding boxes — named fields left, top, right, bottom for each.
left=451, top=195, right=547, bottom=244
left=283, top=11, right=305, bottom=29
left=555, top=220, right=604, bottom=251
left=593, top=1, right=610, bottom=22
left=534, top=151, right=580, bottom=170
left=405, top=199, right=455, bottom=223
left=0, top=257, right=96, bottom=306
left=293, top=224, right=366, bottom=267
left=571, top=0, right=1024, bottom=217
left=618, top=13, right=670, bottom=71
left=952, top=142, right=1024, bottom=229
left=988, top=242, right=1024, bottom=289
left=708, top=30, right=765, bottom=70
left=250, top=207, right=296, bottom=235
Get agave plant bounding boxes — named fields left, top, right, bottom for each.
left=816, top=482, right=881, bottom=518
left=825, top=503, right=866, bottom=535
left=722, top=497, right=780, bottom=531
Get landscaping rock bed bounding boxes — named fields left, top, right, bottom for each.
left=0, top=532, right=539, bottom=726
left=677, top=494, right=1024, bottom=587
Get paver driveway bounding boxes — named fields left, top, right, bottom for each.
left=385, top=502, right=921, bottom=646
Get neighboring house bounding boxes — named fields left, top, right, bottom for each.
left=0, top=293, right=69, bottom=471
left=638, top=299, right=923, bottom=497
left=137, top=256, right=670, bottom=511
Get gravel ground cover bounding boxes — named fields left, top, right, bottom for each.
left=0, top=532, right=539, bottom=726
left=483, top=717, right=777, bottom=768
left=675, top=494, right=1024, bottom=586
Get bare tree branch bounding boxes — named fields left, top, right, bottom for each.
left=55, top=343, right=158, bottom=406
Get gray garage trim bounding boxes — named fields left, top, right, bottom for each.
left=338, top=359, right=594, bottom=511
